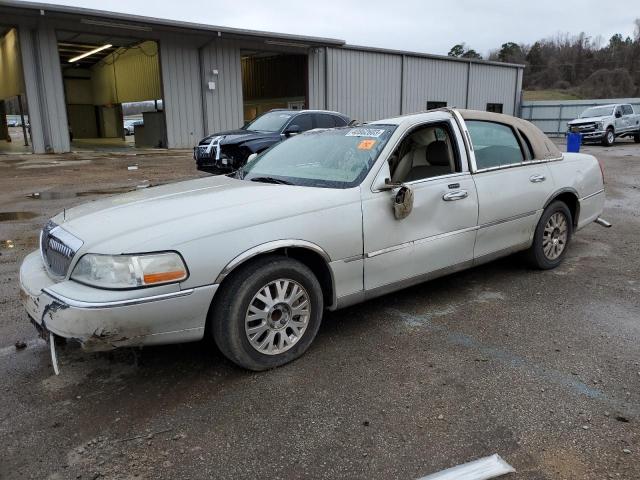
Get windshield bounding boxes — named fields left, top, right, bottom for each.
left=244, top=111, right=294, bottom=132
left=580, top=106, right=614, bottom=118
left=238, top=125, right=397, bottom=188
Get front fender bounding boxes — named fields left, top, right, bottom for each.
left=214, top=239, right=332, bottom=284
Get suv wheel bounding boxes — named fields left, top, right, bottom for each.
left=526, top=201, right=573, bottom=269
left=602, top=128, right=615, bottom=146
left=211, top=256, right=323, bottom=371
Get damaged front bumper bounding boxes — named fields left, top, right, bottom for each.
left=19, top=251, right=217, bottom=353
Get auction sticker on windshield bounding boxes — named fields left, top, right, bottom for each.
left=346, top=128, right=385, bottom=137
left=357, top=139, right=376, bottom=150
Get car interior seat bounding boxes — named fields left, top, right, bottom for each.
left=391, top=128, right=454, bottom=183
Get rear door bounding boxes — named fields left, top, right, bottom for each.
left=614, top=106, right=626, bottom=132
left=622, top=104, right=637, bottom=132
left=466, top=120, right=555, bottom=260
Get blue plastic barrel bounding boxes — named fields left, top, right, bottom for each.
left=567, top=132, right=581, bottom=153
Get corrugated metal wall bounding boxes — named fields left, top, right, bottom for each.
left=309, top=47, right=522, bottom=121
left=200, top=38, right=244, bottom=135
left=307, top=48, right=325, bottom=110
left=467, top=63, right=518, bottom=114
left=11, top=17, right=523, bottom=153
left=325, top=48, right=402, bottom=121
left=18, top=24, right=69, bottom=153
left=402, top=56, right=468, bottom=112
left=521, top=97, right=640, bottom=135
left=159, top=34, right=205, bottom=149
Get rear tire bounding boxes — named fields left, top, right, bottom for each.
left=211, top=256, right=323, bottom=371
left=602, top=128, right=615, bottom=146
left=526, top=201, right=573, bottom=270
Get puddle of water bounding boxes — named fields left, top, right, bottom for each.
left=78, top=186, right=137, bottom=196
left=26, top=185, right=147, bottom=200
left=0, top=211, right=38, bottom=222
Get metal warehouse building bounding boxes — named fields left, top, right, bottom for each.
left=0, top=1, right=524, bottom=154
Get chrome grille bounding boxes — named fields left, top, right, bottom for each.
left=572, top=122, right=596, bottom=133
left=40, top=221, right=83, bottom=277
left=195, top=145, right=216, bottom=160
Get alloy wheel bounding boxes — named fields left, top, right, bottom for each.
left=542, top=212, right=568, bottom=260
left=244, top=278, right=310, bottom=355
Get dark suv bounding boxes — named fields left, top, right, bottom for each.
left=194, top=109, right=350, bottom=173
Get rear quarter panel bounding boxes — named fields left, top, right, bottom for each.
left=547, top=153, right=604, bottom=229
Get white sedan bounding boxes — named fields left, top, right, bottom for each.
left=19, top=109, right=608, bottom=371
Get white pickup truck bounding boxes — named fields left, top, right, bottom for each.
left=567, top=103, right=640, bottom=146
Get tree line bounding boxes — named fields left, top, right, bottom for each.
left=448, top=19, right=640, bottom=98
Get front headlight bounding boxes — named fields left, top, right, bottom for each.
left=597, top=121, right=604, bottom=130
left=71, top=252, right=188, bottom=289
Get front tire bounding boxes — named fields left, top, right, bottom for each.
left=634, top=133, right=640, bottom=143
left=526, top=201, right=573, bottom=269
left=602, top=128, right=615, bottom=146
left=211, top=256, right=323, bottom=371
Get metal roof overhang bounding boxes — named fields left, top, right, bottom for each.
left=0, top=0, right=346, bottom=48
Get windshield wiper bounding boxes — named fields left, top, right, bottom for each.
left=249, top=176, right=293, bottom=185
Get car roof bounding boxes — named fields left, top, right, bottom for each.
left=371, top=108, right=561, bottom=161
left=267, top=109, right=349, bottom=118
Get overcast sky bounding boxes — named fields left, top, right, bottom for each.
left=34, top=0, right=639, bottom=56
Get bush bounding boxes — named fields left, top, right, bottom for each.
left=579, top=68, right=637, bottom=98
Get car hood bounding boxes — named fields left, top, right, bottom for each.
left=568, top=116, right=607, bottom=125
left=52, top=176, right=354, bottom=254
left=199, top=129, right=279, bottom=146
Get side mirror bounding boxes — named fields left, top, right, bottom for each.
left=393, top=185, right=414, bottom=220
left=284, top=125, right=302, bottom=137
left=615, top=111, right=622, bottom=118
left=378, top=177, right=403, bottom=191
left=247, top=153, right=258, bottom=162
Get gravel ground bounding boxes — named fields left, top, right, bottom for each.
left=0, top=140, right=638, bottom=479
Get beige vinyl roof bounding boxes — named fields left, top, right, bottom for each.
left=458, top=109, right=562, bottom=160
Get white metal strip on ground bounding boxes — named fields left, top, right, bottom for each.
left=49, top=333, right=60, bottom=376
left=417, top=454, right=515, bottom=480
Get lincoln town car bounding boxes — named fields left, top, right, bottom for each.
left=19, top=108, right=609, bottom=371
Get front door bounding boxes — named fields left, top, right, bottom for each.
left=614, top=106, right=626, bottom=133
left=361, top=121, right=479, bottom=291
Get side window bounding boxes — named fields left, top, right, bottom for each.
left=466, top=120, right=524, bottom=170
left=388, top=123, right=458, bottom=183
left=291, top=114, right=313, bottom=132
left=622, top=105, right=633, bottom=115
left=427, top=101, right=447, bottom=110
left=332, top=115, right=348, bottom=127
left=314, top=114, right=336, bottom=128
left=486, top=103, right=503, bottom=113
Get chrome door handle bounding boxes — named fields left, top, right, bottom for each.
left=443, top=190, right=468, bottom=201
left=529, top=174, right=546, bottom=183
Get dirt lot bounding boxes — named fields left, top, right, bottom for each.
left=1, top=140, right=639, bottom=479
